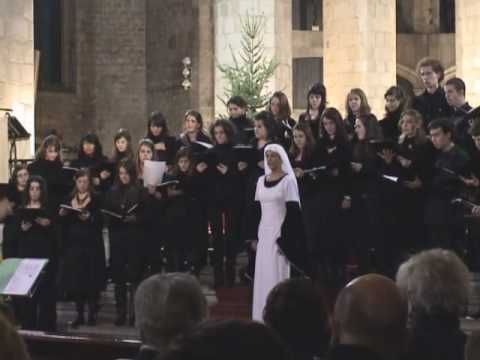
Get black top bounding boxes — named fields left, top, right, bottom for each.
left=145, top=134, right=178, bottom=165
left=449, top=102, right=475, bottom=155
left=412, top=87, right=452, bottom=129
left=299, top=111, right=322, bottom=139
left=230, top=114, right=254, bottom=145
left=380, top=108, right=402, bottom=141
left=328, top=344, right=383, bottom=360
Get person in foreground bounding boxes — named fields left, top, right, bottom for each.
left=396, top=248, right=470, bottom=360
left=134, top=273, right=208, bottom=360
left=330, top=274, right=407, bottom=360
left=159, top=319, right=291, bottom=360
left=247, top=143, right=309, bottom=321
left=263, top=278, right=330, bottom=360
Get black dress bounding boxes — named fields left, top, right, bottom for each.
left=205, top=143, right=243, bottom=286
left=58, top=195, right=105, bottom=300
left=305, top=137, right=351, bottom=283
left=28, top=158, right=70, bottom=213
left=145, top=134, right=178, bottom=166
left=104, top=184, right=146, bottom=286
left=298, top=111, right=322, bottom=140
left=15, top=207, right=57, bottom=331
left=70, top=155, right=114, bottom=195
left=379, top=108, right=402, bottom=141
left=230, top=114, right=254, bottom=145
left=424, top=144, right=469, bottom=252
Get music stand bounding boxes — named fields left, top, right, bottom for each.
left=3, top=112, right=31, bottom=176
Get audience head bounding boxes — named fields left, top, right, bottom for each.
left=445, top=77, right=467, bottom=108
left=134, top=273, right=207, bottom=350
left=428, top=118, right=454, bottom=150
left=396, top=248, right=470, bottom=318
left=416, top=57, right=445, bottom=90
left=162, top=319, right=291, bottom=360
left=0, top=313, right=30, bottom=360
left=263, top=278, right=330, bottom=359
left=333, top=274, right=407, bottom=360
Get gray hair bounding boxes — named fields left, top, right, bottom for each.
left=396, top=249, right=470, bottom=315
left=134, top=273, right=207, bottom=349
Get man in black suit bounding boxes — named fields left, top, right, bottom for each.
left=133, top=273, right=207, bottom=360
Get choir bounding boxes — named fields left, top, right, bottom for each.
left=2, top=57, right=480, bottom=332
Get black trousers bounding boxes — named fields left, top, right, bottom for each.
left=208, top=200, right=241, bottom=272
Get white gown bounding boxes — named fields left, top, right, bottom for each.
left=252, top=174, right=299, bottom=321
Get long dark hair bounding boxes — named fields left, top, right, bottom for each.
left=70, top=168, right=94, bottom=198
left=36, top=135, right=62, bottom=163
left=114, top=159, right=137, bottom=188
left=112, top=128, right=134, bottom=162
left=147, top=111, right=170, bottom=139
left=289, top=123, right=316, bottom=161
left=319, top=107, right=349, bottom=145
left=24, top=175, right=48, bottom=207
left=384, top=86, right=409, bottom=116
left=78, top=132, right=104, bottom=160
left=171, top=147, right=194, bottom=177
left=345, top=88, right=371, bottom=118
left=268, top=91, right=292, bottom=121
left=306, top=83, right=327, bottom=112
left=210, top=119, right=236, bottom=145
left=254, top=111, right=277, bottom=142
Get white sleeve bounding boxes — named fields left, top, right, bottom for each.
left=285, top=175, right=300, bottom=203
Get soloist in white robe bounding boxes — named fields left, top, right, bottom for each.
left=252, top=174, right=299, bottom=321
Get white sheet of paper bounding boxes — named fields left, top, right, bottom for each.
left=382, top=175, right=399, bottom=183
left=143, top=160, right=167, bottom=187
left=3, top=259, right=48, bottom=296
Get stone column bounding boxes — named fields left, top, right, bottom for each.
left=0, top=0, right=35, bottom=181
left=456, top=0, right=480, bottom=106
left=323, top=0, right=396, bottom=117
left=214, top=0, right=292, bottom=115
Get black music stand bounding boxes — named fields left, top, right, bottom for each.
left=2, top=111, right=31, bottom=176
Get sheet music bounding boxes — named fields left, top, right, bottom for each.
left=3, top=259, right=48, bottom=296
left=382, top=175, right=399, bottom=183
left=143, top=160, right=167, bottom=187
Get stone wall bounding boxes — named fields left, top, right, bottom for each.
left=0, top=0, right=34, bottom=181
left=456, top=0, right=480, bottom=106
left=323, top=0, right=397, bottom=117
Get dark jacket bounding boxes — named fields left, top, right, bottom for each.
left=230, top=114, right=254, bottom=145
left=406, top=308, right=466, bottom=360
left=412, top=87, right=452, bottom=129
left=380, top=108, right=403, bottom=141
